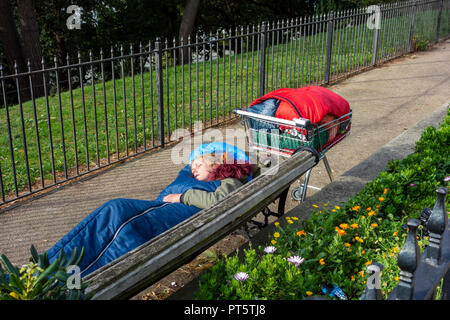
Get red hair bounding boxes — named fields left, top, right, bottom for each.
left=207, top=161, right=254, bottom=181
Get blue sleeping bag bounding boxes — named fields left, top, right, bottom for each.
left=46, top=142, right=249, bottom=276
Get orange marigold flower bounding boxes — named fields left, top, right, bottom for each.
left=335, top=227, right=346, bottom=236
left=344, top=243, right=351, bottom=248
left=339, top=223, right=349, bottom=230
left=393, top=231, right=398, bottom=236
left=297, top=230, right=306, bottom=237
left=359, top=271, right=364, bottom=277
left=352, top=206, right=360, bottom=211
left=319, top=258, right=325, bottom=265
left=306, top=291, right=313, bottom=296
left=368, top=211, right=376, bottom=217
left=371, top=223, right=378, bottom=228
left=378, top=197, right=385, bottom=202
left=383, top=188, right=388, bottom=194
left=350, top=223, right=359, bottom=229
left=366, top=207, right=372, bottom=211
left=365, top=260, right=373, bottom=266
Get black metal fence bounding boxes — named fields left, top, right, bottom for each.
left=361, top=187, right=449, bottom=300
left=0, top=0, right=449, bottom=206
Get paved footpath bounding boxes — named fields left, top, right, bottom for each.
left=0, top=39, right=449, bottom=275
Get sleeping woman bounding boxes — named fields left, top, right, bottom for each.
left=46, top=143, right=253, bottom=276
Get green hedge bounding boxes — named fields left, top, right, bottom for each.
left=196, top=108, right=450, bottom=300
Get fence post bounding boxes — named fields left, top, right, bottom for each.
left=372, top=8, right=381, bottom=66
left=394, top=218, right=421, bottom=299
left=259, top=21, right=267, bottom=97
left=435, top=0, right=444, bottom=43
left=408, top=1, right=418, bottom=53
left=425, top=187, right=448, bottom=264
left=155, top=38, right=165, bottom=148
left=324, top=12, right=335, bottom=84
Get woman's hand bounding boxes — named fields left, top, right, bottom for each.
left=163, top=193, right=182, bottom=203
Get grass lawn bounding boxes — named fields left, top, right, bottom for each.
left=0, top=7, right=447, bottom=198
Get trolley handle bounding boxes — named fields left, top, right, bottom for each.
left=233, top=109, right=313, bottom=130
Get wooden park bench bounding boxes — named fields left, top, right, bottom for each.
left=83, top=149, right=318, bottom=299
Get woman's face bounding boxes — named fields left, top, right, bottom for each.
left=191, top=157, right=215, bottom=181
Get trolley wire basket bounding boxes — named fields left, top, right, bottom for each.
left=233, top=108, right=352, bottom=201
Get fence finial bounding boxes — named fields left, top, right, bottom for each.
left=425, top=187, right=448, bottom=264
left=395, top=218, right=421, bottom=299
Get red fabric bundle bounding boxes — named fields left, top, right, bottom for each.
left=249, top=86, right=350, bottom=124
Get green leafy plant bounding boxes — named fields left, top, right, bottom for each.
left=196, top=108, right=449, bottom=300
left=0, top=245, right=90, bottom=300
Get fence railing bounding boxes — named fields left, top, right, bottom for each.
left=360, top=187, right=449, bottom=300
left=0, top=0, right=449, bottom=207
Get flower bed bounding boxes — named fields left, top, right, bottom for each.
left=196, top=109, right=450, bottom=300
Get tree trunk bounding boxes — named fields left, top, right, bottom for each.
left=17, top=0, right=44, bottom=98
left=178, top=0, right=201, bottom=64
left=0, top=0, right=30, bottom=102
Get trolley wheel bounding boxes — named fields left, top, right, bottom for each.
left=291, top=186, right=304, bottom=201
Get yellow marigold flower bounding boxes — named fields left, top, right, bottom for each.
left=274, top=232, right=280, bottom=238
left=393, top=246, right=400, bottom=253
left=271, top=240, right=277, bottom=245
left=350, top=223, right=359, bottom=229
left=297, top=230, right=306, bottom=237
left=9, top=292, right=19, bottom=299
left=365, top=260, right=373, bottom=266
left=332, top=209, right=336, bottom=212
left=394, top=276, right=399, bottom=281
left=274, top=222, right=280, bottom=227
left=339, top=223, right=349, bottom=230
left=378, top=197, right=385, bottom=202
left=368, top=211, right=376, bottom=217
left=319, top=258, right=325, bottom=265
left=335, top=227, right=346, bottom=236
left=361, top=215, right=366, bottom=220
left=335, top=205, right=341, bottom=210
left=383, top=188, right=388, bottom=194
left=291, top=216, right=299, bottom=221
left=324, top=203, right=328, bottom=207
left=287, top=219, right=293, bottom=224
left=312, top=204, right=319, bottom=208
left=344, top=243, right=351, bottom=248
left=371, top=223, right=378, bottom=228
left=306, top=291, right=313, bottom=296
left=393, top=231, right=398, bottom=236
left=352, top=205, right=360, bottom=211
